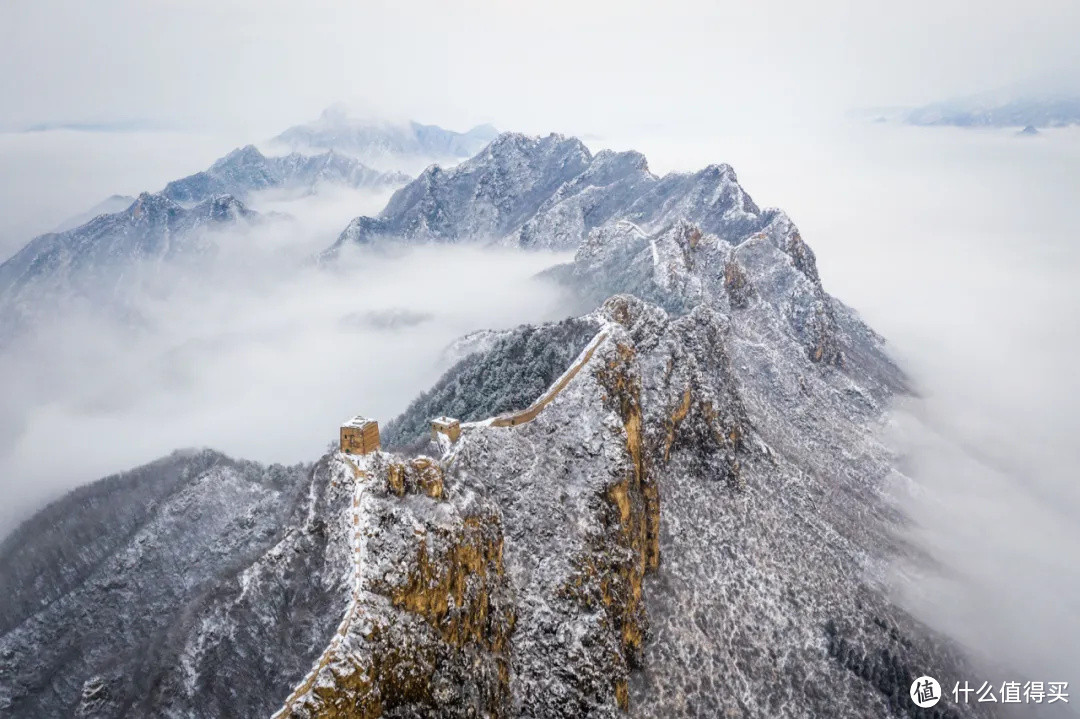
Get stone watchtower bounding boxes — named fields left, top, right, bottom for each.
left=431, top=416, right=461, bottom=443
left=341, top=416, right=380, bottom=455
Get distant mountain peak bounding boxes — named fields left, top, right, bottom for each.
left=328, top=131, right=762, bottom=255
left=213, top=144, right=266, bottom=167
left=904, top=90, right=1080, bottom=128
left=270, top=109, right=499, bottom=171
left=162, top=145, right=405, bottom=207
left=127, top=191, right=179, bottom=219
left=0, top=189, right=261, bottom=342
left=464, top=122, right=499, bottom=139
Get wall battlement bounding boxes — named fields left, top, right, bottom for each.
left=341, top=416, right=380, bottom=455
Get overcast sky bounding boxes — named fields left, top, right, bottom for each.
left=2, top=0, right=1079, bottom=139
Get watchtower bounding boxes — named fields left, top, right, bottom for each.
left=341, top=416, right=380, bottom=455
left=431, top=416, right=461, bottom=443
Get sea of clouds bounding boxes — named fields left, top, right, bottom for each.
left=1, top=121, right=1077, bottom=688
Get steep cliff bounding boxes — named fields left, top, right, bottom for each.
left=272, top=287, right=986, bottom=718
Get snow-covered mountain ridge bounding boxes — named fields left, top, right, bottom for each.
left=326, top=132, right=766, bottom=255
left=0, top=131, right=1000, bottom=718
left=0, top=191, right=259, bottom=341
left=161, top=144, right=408, bottom=206
left=270, top=106, right=498, bottom=171
left=269, top=281, right=980, bottom=718
left=0, top=142, right=405, bottom=344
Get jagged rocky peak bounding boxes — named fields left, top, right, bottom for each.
left=161, top=143, right=406, bottom=207
left=549, top=209, right=849, bottom=369
left=212, top=143, right=267, bottom=168
left=126, top=190, right=179, bottom=219
left=327, top=131, right=770, bottom=254
left=268, top=285, right=970, bottom=718
left=121, top=190, right=254, bottom=232
left=197, top=193, right=252, bottom=222
left=592, top=146, right=650, bottom=175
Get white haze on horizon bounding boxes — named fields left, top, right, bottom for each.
left=0, top=120, right=1078, bottom=690
left=0, top=178, right=577, bottom=536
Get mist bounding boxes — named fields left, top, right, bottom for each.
left=596, top=122, right=1080, bottom=685
left=0, top=129, right=245, bottom=258
left=0, top=183, right=576, bottom=534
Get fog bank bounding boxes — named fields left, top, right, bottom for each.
left=0, top=194, right=574, bottom=532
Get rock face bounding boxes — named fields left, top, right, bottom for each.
left=548, top=215, right=854, bottom=368
left=0, top=132, right=998, bottom=718
left=272, top=289, right=983, bottom=718
left=273, top=453, right=516, bottom=719
left=161, top=144, right=408, bottom=206
left=325, top=133, right=766, bottom=254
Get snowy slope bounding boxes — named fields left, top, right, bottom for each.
left=0, top=142, right=407, bottom=344
left=0, top=192, right=259, bottom=342
left=272, top=286, right=984, bottom=718
left=161, top=144, right=408, bottom=206
left=0, top=450, right=326, bottom=718
left=326, top=133, right=768, bottom=254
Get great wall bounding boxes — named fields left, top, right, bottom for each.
left=270, top=325, right=612, bottom=718
left=270, top=457, right=372, bottom=719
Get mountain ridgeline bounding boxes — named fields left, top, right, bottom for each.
left=0, top=192, right=258, bottom=341
left=905, top=94, right=1080, bottom=128
left=160, top=144, right=408, bottom=206
left=326, top=132, right=765, bottom=254
left=269, top=107, right=499, bottom=171
left=0, top=130, right=996, bottom=718
left=0, top=143, right=405, bottom=344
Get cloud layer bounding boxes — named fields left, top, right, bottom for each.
left=0, top=183, right=576, bottom=534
